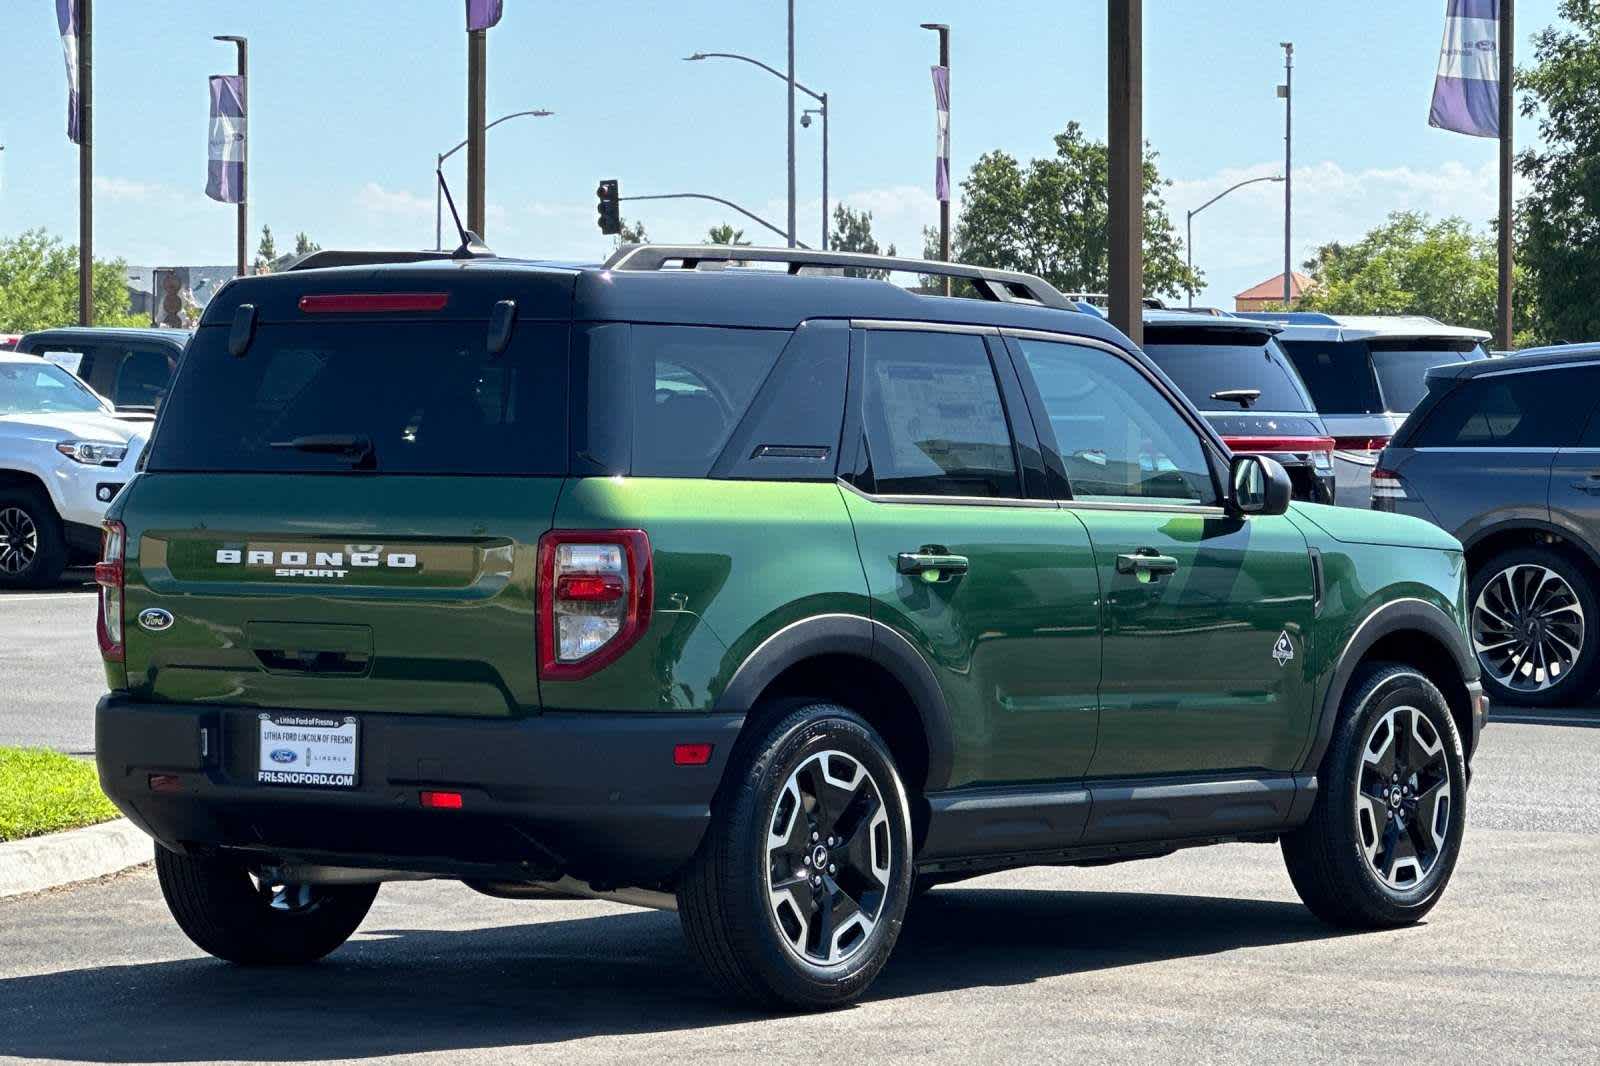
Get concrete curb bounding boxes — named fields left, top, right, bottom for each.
left=0, top=819, right=151, bottom=899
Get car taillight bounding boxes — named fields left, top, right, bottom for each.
left=95, top=520, right=125, bottom=662
left=1332, top=435, right=1392, bottom=454
left=536, top=530, right=652, bottom=680
left=1222, top=435, right=1335, bottom=472
left=1371, top=467, right=1408, bottom=510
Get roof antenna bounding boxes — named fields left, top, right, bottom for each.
left=436, top=168, right=494, bottom=260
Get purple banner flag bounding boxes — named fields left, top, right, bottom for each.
left=932, top=65, right=950, bottom=202
left=467, top=0, right=503, bottom=31
left=1429, top=0, right=1500, bottom=138
left=56, top=0, right=80, bottom=144
left=206, top=75, right=246, bottom=204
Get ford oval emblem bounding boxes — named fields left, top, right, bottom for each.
left=137, top=608, right=175, bottom=633
left=269, top=749, right=298, bottom=765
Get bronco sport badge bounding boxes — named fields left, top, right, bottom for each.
left=1272, top=630, right=1296, bottom=666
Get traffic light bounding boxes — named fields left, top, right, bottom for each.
left=596, top=179, right=621, bottom=236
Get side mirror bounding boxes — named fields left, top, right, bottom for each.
left=1229, top=454, right=1292, bottom=517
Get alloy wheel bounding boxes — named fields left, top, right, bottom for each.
left=1472, top=563, right=1585, bottom=694
left=765, top=749, right=893, bottom=966
left=0, top=506, right=38, bottom=575
left=1354, top=704, right=1452, bottom=890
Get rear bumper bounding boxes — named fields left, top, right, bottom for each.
left=95, top=695, right=743, bottom=886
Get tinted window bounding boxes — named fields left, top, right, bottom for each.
left=631, top=326, right=788, bottom=477
left=1280, top=340, right=1383, bottom=414
left=1369, top=342, right=1486, bottom=414
left=145, top=321, right=567, bottom=474
left=1142, top=329, right=1313, bottom=412
left=861, top=330, right=1019, bottom=497
left=0, top=361, right=105, bottom=414
left=1412, top=366, right=1600, bottom=448
left=111, top=346, right=181, bottom=410
left=1018, top=338, right=1216, bottom=505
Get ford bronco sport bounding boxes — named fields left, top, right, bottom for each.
left=95, top=244, right=1485, bottom=1010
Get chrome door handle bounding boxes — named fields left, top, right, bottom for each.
left=897, top=550, right=970, bottom=579
left=1116, top=550, right=1179, bottom=577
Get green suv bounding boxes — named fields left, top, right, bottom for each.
left=94, top=245, right=1485, bottom=1009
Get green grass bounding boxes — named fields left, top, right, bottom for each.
left=0, top=747, right=121, bottom=843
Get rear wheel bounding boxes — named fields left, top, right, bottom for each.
left=1470, top=546, right=1599, bottom=707
left=155, top=845, right=378, bottom=964
left=678, top=702, right=914, bottom=1010
left=1282, top=664, right=1467, bottom=929
left=0, top=487, right=67, bottom=589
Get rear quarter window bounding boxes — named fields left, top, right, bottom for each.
left=1411, top=365, right=1600, bottom=448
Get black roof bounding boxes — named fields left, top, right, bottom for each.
left=17, top=325, right=191, bottom=349
left=1424, top=341, right=1600, bottom=385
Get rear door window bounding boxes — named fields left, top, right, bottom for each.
left=144, top=321, right=568, bottom=475
left=1141, top=329, right=1314, bottom=412
left=859, top=330, right=1020, bottom=498
left=111, top=346, right=181, bottom=409
left=1412, top=366, right=1600, bottom=448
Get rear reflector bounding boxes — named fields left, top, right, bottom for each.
left=420, top=790, right=464, bottom=810
left=299, top=292, right=450, bottom=314
left=1332, top=435, right=1392, bottom=453
left=148, top=774, right=181, bottom=793
left=673, top=743, right=714, bottom=766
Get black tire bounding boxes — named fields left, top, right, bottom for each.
left=155, top=845, right=379, bottom=964
left=1469, top=546, right=1600, bottom=707
left=0, top=486, right=67, bottom=589
left=678, top=701, right=915, bottom=1010
left=1282, top=664, right=1467, bottom=929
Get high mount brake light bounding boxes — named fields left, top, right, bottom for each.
left=298, top=293, right=450, bottom=314
left=96, top=520, right=125, bottom=662
left=537, top=530, right=653, bottom=680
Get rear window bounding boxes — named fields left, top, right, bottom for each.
left=1280, top=340, right=1383, bottom=414
left=1141, top=329, right=1313, bottom=412
left=145, top=321, right=567, bottom=475
left=1369, top=341, right=1486, bottom=414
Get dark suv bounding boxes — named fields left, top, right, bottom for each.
left=95, top=244, right=1482, bottom=1009
left=1376, top=344, right=1600, bottom=707
left=14, top=326, right=190, bottom=416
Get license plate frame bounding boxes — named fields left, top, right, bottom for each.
left=257, top=712, right=360, bottom=788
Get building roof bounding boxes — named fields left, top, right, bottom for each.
left=1235, top=272, right=1315, bottom=301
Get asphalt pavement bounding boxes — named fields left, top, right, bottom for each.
left=0, top=574, right=100, bottom=754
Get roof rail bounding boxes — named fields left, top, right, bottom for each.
left=285, top=249, right=462, bottom=272
left=602, top=244, right=1074, bottom=310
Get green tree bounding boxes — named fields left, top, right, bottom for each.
left=946, top=121, right=1199, bottom=299
left=293, top=232, right=321, bottom=257
left=1516, top=0, right=1600, bottom=344
left=0, top=229, right=142, bottom=331
left=615, top=219, right=648, bottom=247
left=253, top=224, right=277, bottom=272
left=706, top=223, right=749, bottom=246
left=829, top=205, right=897, bottom=279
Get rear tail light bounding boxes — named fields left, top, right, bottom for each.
left=95, top=520, right=125, bottom=662
left=1371, top=467, right=1408, bottom=510
left=1222, top=436, right=1336, bottom=472
left=1332, top=435, right=1392, bottom=454
left=537, top=530, right=652, bottom=680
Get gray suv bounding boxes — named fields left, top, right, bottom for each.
left=1374, top=344, right=1600, bottom=706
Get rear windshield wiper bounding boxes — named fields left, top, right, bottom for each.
left=1210, top=388, right=1262, bottom=409
left=269, top=434, right=376, bottom=469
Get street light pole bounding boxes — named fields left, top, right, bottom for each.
left=1184, top=174, right=1284, bottom=308
left=77, top=0, right=92, bottom=325
left=467, top=26, right=487, bottom=237
left=434, top=109, right=553, bottom=250
left=921, top=23, right=950, bottom=295
left=214, top=35, right=248, bottom=277
left=1279, top=42, right=1293, bottom=306
left=786, top=0, right=797, bottom=248
left=1108, top=1, right=1142, bottom=345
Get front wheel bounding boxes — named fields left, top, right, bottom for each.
left=0, top=488, right=67, bottom=589
left=1282, top=664, right=1467, bottom=929
left=155, top=845, right=378, bottom=964
left=678, top=702, right=914, bottom=1010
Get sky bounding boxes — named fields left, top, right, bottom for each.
left=0, top=0, right=1566, bottom=308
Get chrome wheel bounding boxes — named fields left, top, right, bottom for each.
left=0, top=506, right=38, bottom=575
left=765, top=749, right=892, bottom=966
left=1472, top=563, right=1585, bottom=694
left=1355, top=705, right=1452, bottom=891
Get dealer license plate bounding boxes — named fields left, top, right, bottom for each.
left=257, top=712, right=359, bottom=788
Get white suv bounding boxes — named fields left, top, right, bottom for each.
left=0, top=352, right=149, bottom=587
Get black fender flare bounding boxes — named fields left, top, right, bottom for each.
left=714, top=613, right=956, bottom=792
left=1301, top=597, right=1477, bottom=774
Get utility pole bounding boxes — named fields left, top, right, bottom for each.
left=214, top=36, right=248, bottom=277
left=1108, top=0, right=1142, bottom=345
left=1497, top=1, right=1514, bottom=350
left=77, top=0, right=93, bottom=325
left=922, top=23, right=951, bottom=295
left=786, top=0, right=797, bottom=248
left=466, top=25, right=487, bottom=237
left=1279, top=42, right=1293, bottom=306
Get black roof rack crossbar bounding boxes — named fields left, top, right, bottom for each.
left=602, top=244, right=1073, bottom=310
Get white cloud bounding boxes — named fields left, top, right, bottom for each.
left=356, top=181, right=432, bottom=219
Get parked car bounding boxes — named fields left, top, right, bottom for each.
left=1375, top=343, right=1600, bottom=707
left=0, top=352, right=149, bottom=586
left=14, top=326, right=190, bottom=417
left=1235, top=313, right=1490, bottom=506
left=95, top=244, right=1482, bottom=1010
left=1141, top=310, right=1335, bottom=503
left=0, top=334, right=21, bottom=351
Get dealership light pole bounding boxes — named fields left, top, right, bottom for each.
left=76, top=0, right=93, bottom=325
left=786, top=0, right=797, bottom=247
left=1108, top=1, right=1142, bottom=344
left=466, top=22, right=487, bottom=237
left=922, top=22, right=950, bottom=294
left=435, top=109, right=553, bottom=250
left=214, top=35, right=248, bottom=276
left=1185, top=175, right=1283, bottom=308
left=1497, top=1, right=1514, bottom=351
left=1278, top=42, right=1293, bottom=306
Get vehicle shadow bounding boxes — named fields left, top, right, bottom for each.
left=0, top=887, right=1347, bottom=1062
left=1488, top=706, right=1600, bottom=729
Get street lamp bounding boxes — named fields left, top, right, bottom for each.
left=685, top=52, right=830, bottom=250
left=434, top=109, right=553, bottom=250
left=1184, top=174, right=1284, bottom=308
